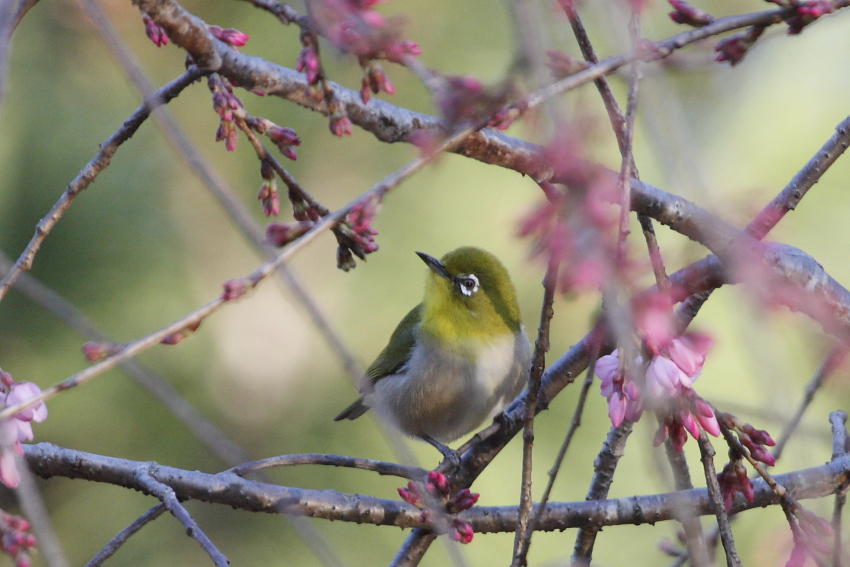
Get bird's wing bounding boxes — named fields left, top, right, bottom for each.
left=365, top=304, right=421, bottom=384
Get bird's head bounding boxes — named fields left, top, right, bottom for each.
left=417, top=247, right=522, bottom=343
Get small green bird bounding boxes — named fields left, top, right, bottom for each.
left=335, top=247, right=530, bottom=461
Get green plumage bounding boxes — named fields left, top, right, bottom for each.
left=366, top=305, right=421, bottom=381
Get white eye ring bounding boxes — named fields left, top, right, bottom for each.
left=458, top=274, right=479, bottom=296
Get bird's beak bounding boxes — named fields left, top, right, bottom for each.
left=416, top=252, right=452, bottom=280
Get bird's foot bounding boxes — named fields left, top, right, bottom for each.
left=423, top=436, right=461, bottom=473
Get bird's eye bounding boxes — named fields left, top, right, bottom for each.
left=457, top=274, right=479, bottom=296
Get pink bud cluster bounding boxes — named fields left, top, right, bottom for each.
left=209, top=75, right=244, bottom=152
left=359, top=62, right=394, bottom=103
left=0, top=512, right=36, bottom=567
left=434, top=75, right=514, bottom=128
left=715, top=26, right=765, bottom=65
left=721, top=414, right=776, bottom=466
left=519, top=133, right=621, bottom=294
left=786, top=504, right=833, bottom=566
left=311, top=0, right=420, bottom=63
left=142, top=14, right=168, bottom=47
left=653, top=389, right=719, bottom=451
left=160, top=321, right=202, bottom=345
left=208, top=25, right=249, bottom=48
left=397, top=471, right=478, bottom=544
left=345, top=196, right=381, bottom=253
left=785, top=0, right=835, bottom=34
left=290, top=190, right=322, bottom=224
left=716, top=459, right=752, bottom=512
left=246, top=117, right=301, bottom=161
left=667, top=0, right=715, bottom=27
left=257, top=160, right=280, bottom=217
left=329, top=112, right=354, bottom=137
left=296, top=44, right=321, bottom=84
left=257, top=181, right=279, bottom=217
left=0, top=372, right=47, bottom=489
left=333, top=196, right=382, bottom=271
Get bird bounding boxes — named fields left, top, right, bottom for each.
left=334, top=246, right=530, bottom=463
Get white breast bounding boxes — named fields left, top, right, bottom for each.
left=368, top=328, right=531, bottom=443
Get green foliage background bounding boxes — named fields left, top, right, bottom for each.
left=0, top=0, right=849, bottom=565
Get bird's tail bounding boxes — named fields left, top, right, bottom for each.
left=333, top=397, right=370, bottom=421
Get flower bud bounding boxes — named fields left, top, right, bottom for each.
left=209, top=25, right=249, bottom=47
left=265, top=221, right=312, bottom=247
left=142, top=14, right=168, bottom=47
left=329, top=113, right=353, bottom=137
left=160, top=321, right=202, bottom=345
left=668, top=0, right=715, bottom=27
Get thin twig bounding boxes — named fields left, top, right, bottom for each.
left=831, top=411, right=849, bottom=567
left=229, top=453, right=427, bottom=480
left=134, top=469, right=229, bottom=567
left=772, top=345, right=849, bottom=460
left=0, top=248, right=258, bottom=469
left=661, top=430, right=710, bottom=567
left=697, top=433, right=742, bottom=567
left=14, top=456, right=69, bottom=567
left=516, top=341, right=602, bottom=563
left=571, top=421, right=633, bottom=565
left=239, top=0, right=307, bottom=27
left=84, top=505, right=166, bottom=567
left=0, top=68, right=204, bottom=305
left=511, top=259, right=557, bottom=567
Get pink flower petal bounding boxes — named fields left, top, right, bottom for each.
left=646, top=356, right=684, bottom=399
left=681, top=412, right=700, bottom=439
left=608, top=392, right=626, bottom=428
left=0, top=449, right=19, bottom=488
left=696, top=410, right=720, bottom=437
left=0, top=419, right=17, bottom=446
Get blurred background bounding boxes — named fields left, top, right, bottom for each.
left=1, top=0, right=849, bottom=565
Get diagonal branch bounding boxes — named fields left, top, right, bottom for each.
left=0, top=67, right=204, bottom=305
left=134, top=468, right=229, bottom=567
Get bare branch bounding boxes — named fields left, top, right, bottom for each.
left=511, top=260, right=557, bottom=567
left=572, top=422, right=633, bottom=564
left=84, top=505, right=166, bottom=567
left=697, top=434, right=742, bottom=567
left=661, top=430, right=710, bottom=567
left=773, top=345, right=848, bottom=460
left=14, top=456, right=68, bottom=567
left=0, top=68, right=204, bottom=304
left=20, top=442, right=850, bottom=532
left=134, top=469, right=229, bottom=567
left=229, top=453, right=427, bottom=480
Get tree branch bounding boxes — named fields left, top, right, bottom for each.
left=21, top=441, right=850, bottom=532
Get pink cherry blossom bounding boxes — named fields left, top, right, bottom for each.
left=0, top=448, right=18, bottom=489
left=595, top=350, right=643, bottom=427
left=645, top=355, right=688, bottom=399
left=6, top=383, right=47, bottom=423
